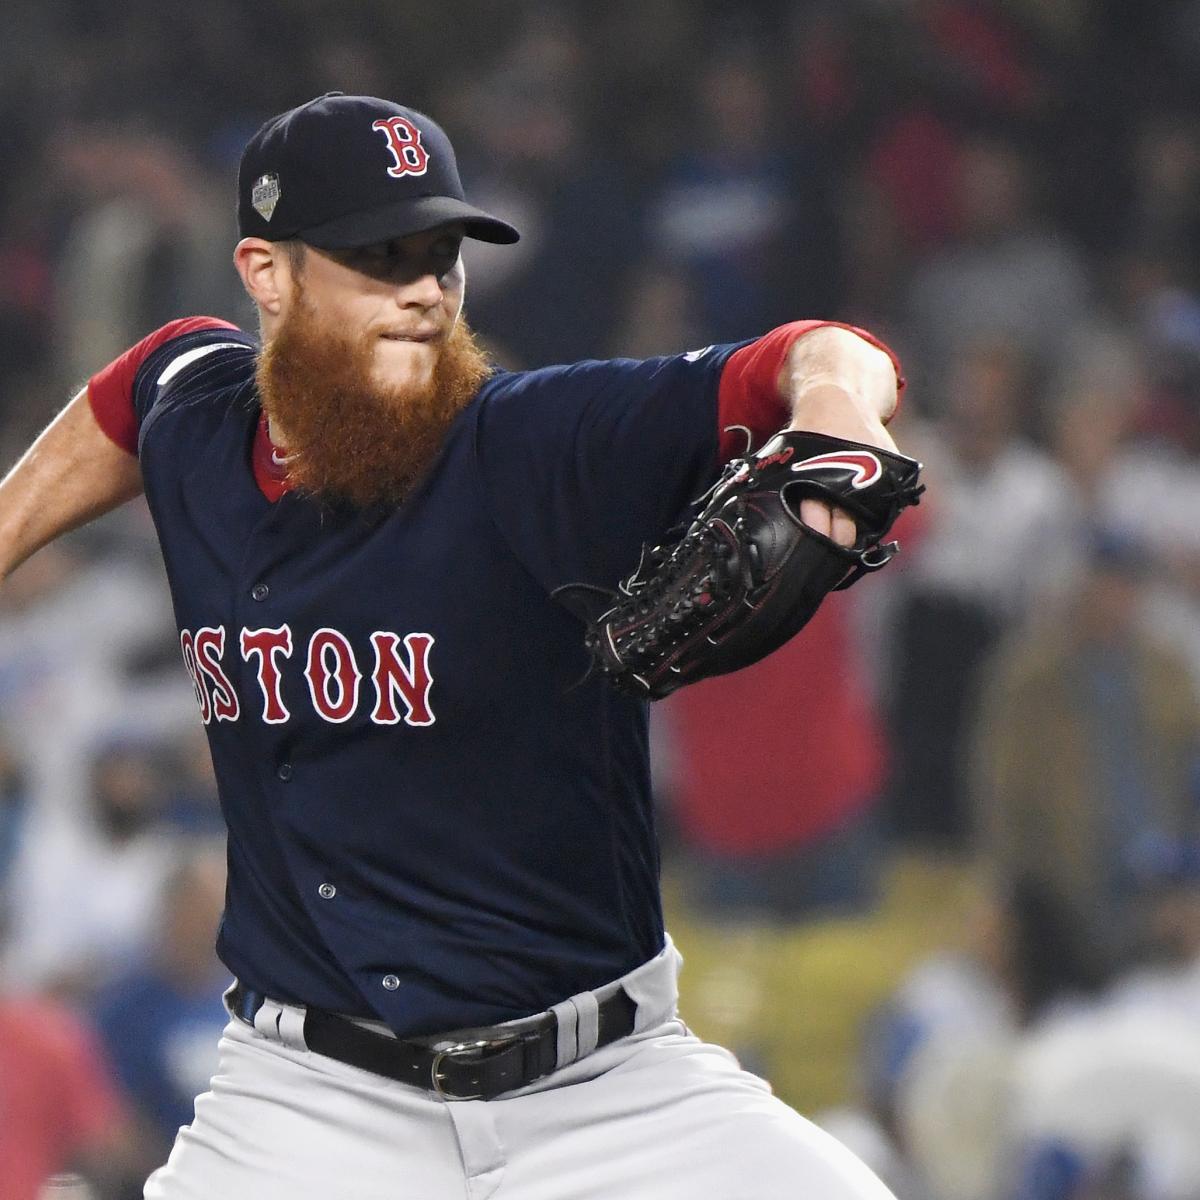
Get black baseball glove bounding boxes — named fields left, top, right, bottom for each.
left=555, top=430, right=924, bottom=700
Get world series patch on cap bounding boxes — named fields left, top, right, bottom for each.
left=237, top=92, right=519, bottom=248
left=251, top=173, right=281, bottom=222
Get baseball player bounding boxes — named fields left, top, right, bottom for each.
left=0, top=93, right=907, bottom=1199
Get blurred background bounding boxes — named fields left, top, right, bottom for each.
left=1, top=1, right=1199, bottom=1198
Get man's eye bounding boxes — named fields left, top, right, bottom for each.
left=363, top=242, right=398, bottom=261
left=342, top=238, right=460, bottom=276
left=432, top=238, right=463, bottom=265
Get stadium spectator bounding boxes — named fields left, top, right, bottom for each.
left=826, top=878, right=1106, bottom=1200
left=884, top=338, right=1074, bottom=842
left=904, top=136, right=1093, bottom=408
left=972, top=532, right=1200, bottom=958
left=52, top=128, right=241, bottom=389
left=648, top=52, right=835, bottom=338
left=0, top=895, right=135, bottom=1200
left=91, top=842, right=229, bottom=1186
left=445, top=17, right=630, bottom=366
left=4, top=736, right=177, bottom=997
left=1005, top=851, right=1200, bottom=1200
left=660, top=598, right=887, bottom=921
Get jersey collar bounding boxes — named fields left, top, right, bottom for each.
left=252, top=412, right=294, bottom=502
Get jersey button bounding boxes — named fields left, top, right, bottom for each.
left=382, top=974, right=400, bottom=991
left=251, top=583, right=270, bottom=601
left=318, top=883, right=336, bottom=900
left=277, top=762, right=293, bottom=782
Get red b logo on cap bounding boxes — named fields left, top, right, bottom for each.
left=372, top=117, right=430, bottom=178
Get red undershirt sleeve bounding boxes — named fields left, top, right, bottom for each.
left=86, top=316, right=240, bottom=454
left=715, top=319, right=906, bottom=462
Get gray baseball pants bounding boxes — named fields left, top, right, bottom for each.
left=144, top=939, right=894, bottom=1200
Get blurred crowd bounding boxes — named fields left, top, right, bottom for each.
left=1, top=2, right=1199, bottom=1198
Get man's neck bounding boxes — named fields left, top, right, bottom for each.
left=266, top=416, right=291, bottom=451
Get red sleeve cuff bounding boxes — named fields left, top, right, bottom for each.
left=87, top=316, right=240, bottom=454
left=716, top=320, right=906, bottom=462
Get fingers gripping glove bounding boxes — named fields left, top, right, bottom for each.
left=558, top=430, right=924, bottom=701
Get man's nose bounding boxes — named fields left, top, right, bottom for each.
left=399, top=270, right=445, bottom=308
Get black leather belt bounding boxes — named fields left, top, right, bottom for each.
left=228, top=981, right=637, bottom=1100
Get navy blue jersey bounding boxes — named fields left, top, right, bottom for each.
left=91, top=320, right=751, bottom=1036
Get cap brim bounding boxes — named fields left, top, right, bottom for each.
left=299, top=195, right=519, bottom=248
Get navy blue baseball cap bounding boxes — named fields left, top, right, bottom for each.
left=237, top=92, right=519, bottom=248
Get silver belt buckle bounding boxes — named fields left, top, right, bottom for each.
left=431, top=1036, right=518, bottom=1101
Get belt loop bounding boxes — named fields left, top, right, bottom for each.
left=277, top=1002, right=309, bottom=1051
left=550, top=997, right=579, bottom=1067
left=253, top=997, right=309, bottom=1051
left=574, top=991, right=600, bottom=1058
left=254, top=997, right=284, bottom=1040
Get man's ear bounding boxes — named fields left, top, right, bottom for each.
left=233, top=238, right=292, bottom=318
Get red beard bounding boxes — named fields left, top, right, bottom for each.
left=256, top=293, right=491, bottom=509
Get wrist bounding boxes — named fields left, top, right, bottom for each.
left=779, top=327, right=899, bottom=425
left=786, top=383, right=898, bottom=454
